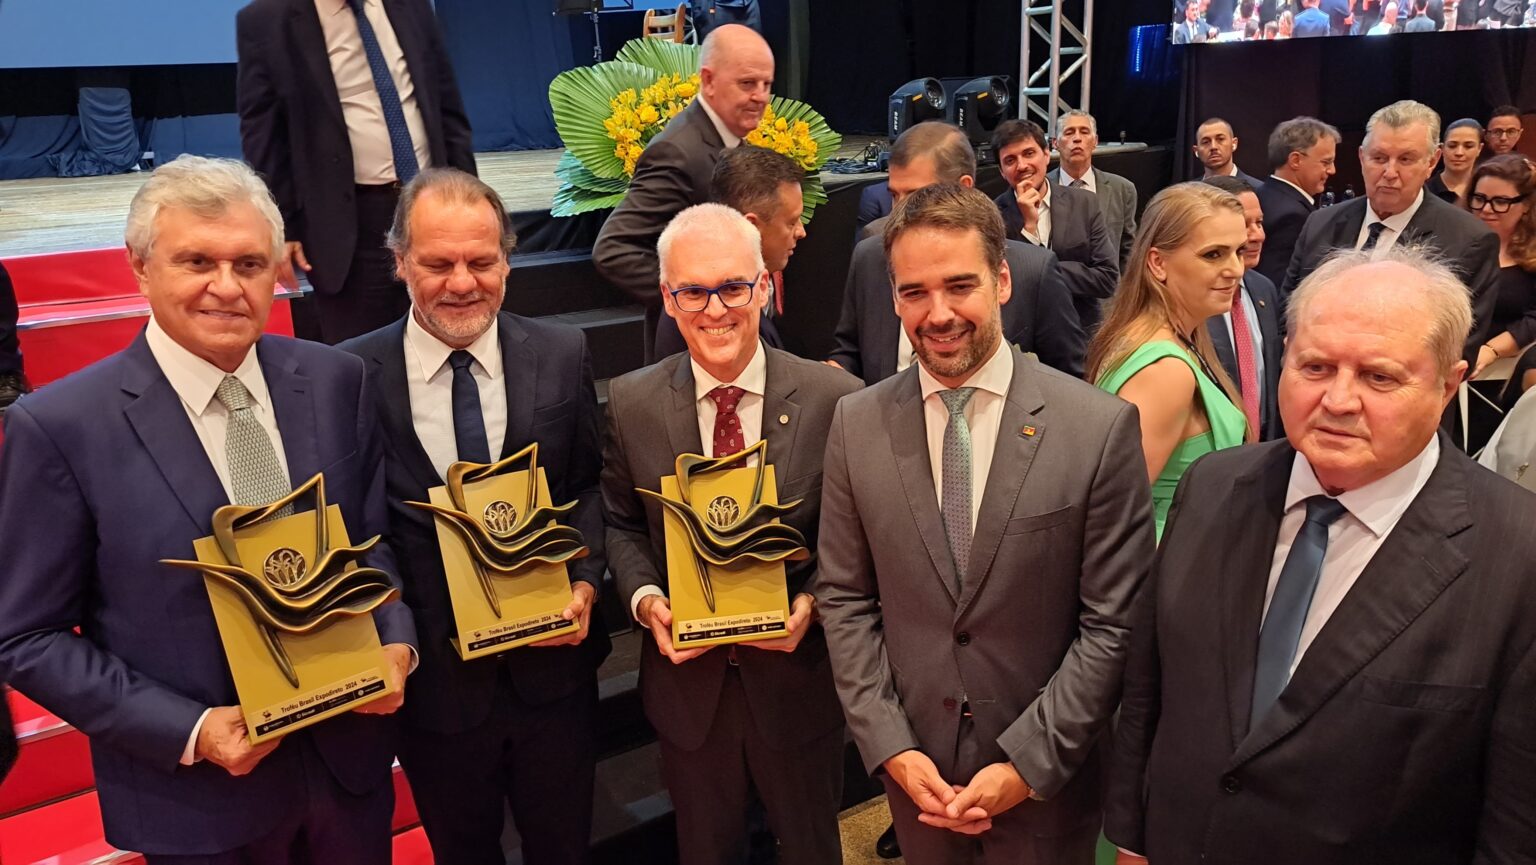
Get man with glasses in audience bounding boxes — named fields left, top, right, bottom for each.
left=602, top=204, right=860, bottom=865
left=1486, top=105, right=1525, bottom=157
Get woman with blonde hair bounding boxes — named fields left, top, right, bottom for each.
left=1091, top=182, right=1251, bottom=538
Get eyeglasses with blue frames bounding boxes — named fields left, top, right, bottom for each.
left=1469, top=192, right=1530, bottom=214
left=666, top=272, right=763, bottom=313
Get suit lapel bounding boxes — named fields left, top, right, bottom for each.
left=666, top=356, right=706, bottom=459
left=1209, top=307, right=1239, bottom=383
left=1332, top=199, right=1367, bottom=250
left=290, top=0, right=347, bottom=135
left=121, top=335, right=229, bottom=531
left=1217, top=443, right=1293, bottom=750
left=886, top=369, right=961, bottom=604
left=498, top=314, right=537, bottom=459
left=381, top=0, right=438, bottom=147
left=760, top=349, right=801, bottom=499
left=868, top=281, right=901, bottom=383
left=259, top=339, right=322, bottom=487
left=1230, top=441, right=1475, bottom=768
left=956, top=350, right=1045, bottom=618
left=368, top=318, right=441, bottom=490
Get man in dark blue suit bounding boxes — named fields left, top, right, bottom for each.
left=1205, top=176, right=1286, bottom=440
left=0, top=156, right=417, bottom=864
left=339, top=169, right=608, bottom=865
left=1255, top=117, right=1339, bottom=288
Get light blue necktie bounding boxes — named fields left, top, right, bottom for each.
left=1250, top=495, right=1349, bottom=724
left=939, top=388, right=977, bottom=590
left=346, top=0, right=420, bottom=184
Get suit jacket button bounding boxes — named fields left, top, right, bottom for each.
left=1221, top=774, right=1241, bottom=794
left=942, top=698, right=957, bottom=710
left=956, top=632, right=971, bottom=646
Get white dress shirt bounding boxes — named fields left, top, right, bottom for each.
left=1268, top=174, right=1316, bottom=207
left=315, top=0, right=432, bottom=184
left=1060, top=166, right=1098, bottom=194
left=1264, top=436, right=1441, bottom=678
left=1355, top=188, right=1426, bottom=259
left=146, top=318, right=289, bottom=767
left=1019, top=180, right=1054, bottom=248
left=696, top=95, right=743, bottom=150
left=403, top=312, right=507, bottom=480
left=897, top=326, right=918, bottom=374
left=630, top=342, right=767, bottom=620
left=916, top=340, right=1014, bottom=530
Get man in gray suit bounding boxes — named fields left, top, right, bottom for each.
left=602, top=204, right=861, bottom=864
left=594, top=24, right=773, bottom=363
left=1106, top=247, right=1536, bottom=865
left=831, top=122, right=1086, bottom=383
left=816, top=184, right=1156, bottom=864
left=1049, top=110, right=1139, bottom=267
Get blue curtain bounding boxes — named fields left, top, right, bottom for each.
left=436, top=0, right=582, bottom=152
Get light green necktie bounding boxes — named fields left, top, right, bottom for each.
left=215, top=375, right=292, bottom=510
left=939, top=387, right=977, bottom=589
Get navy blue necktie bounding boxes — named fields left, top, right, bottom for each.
left=346, top=0, right=420, bottom=184
left=1250, top=495, right=1349, bottom=724
left=1360, top=221, right=1388, bottom=252
left=448, top=350, right=491, bottom=465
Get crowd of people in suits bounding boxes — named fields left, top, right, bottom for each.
left=1174, top=0, right=1536, bottom=42
left=2, top=4, right=1536, bottom=865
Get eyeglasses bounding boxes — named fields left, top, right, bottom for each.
left=1468, top=192, right=1530, bottom=214
left=1487, top=128, right=1524, bottom=138
left=667, top=273, right=762, bottom=312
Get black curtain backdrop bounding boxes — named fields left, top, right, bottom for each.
left=1177, top=29, right=1536, bottom=195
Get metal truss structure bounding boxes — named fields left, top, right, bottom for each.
left=1018, top=0, right=1095, bottom=134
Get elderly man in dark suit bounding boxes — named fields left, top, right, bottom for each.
left=338, top=169, right=607, bottom=865
left=602, top=203, right=860, bottom=865
left=831, top=121, right=1086, bottom=384
left=1049, top=110, right=1139, bottom=267
left=594, top=24, right=774, bottom=363
left=0, top=156, right=417, bottom=863
left=817, top=183, right=1155, bottom=864
left=1282, top=100, right=1500, bottom=367
left=236, top=0, right=476, bottom=344
left=992, top=119, right=1119, bottom=333
left=1205, top=176, right=1285, bottom=440
left=1255, top=117, right=1339, bottom=288
left=1107, top=246, right=1536, bottom=864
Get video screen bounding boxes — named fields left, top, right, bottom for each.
left=1169, top=0, right=1536, bottom=43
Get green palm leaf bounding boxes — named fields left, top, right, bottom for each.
left=556, top=150, right=628, bottom=194
left=614, top=39, right=700, bottom=77
left=552, top=184, right=629, bottom=217
left=548, top=60, right=660, bottom=179
left=765, top=96, right=842, bottom=171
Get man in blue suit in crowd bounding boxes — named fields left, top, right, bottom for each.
left=1293, top=0, right=1334, bottom=35
left=0, top=156, right=417, bottom=864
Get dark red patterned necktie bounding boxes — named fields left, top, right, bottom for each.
left=708, top=385, right=747, bottom=458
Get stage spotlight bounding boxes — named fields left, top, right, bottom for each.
left=950, top=76, right=1011, bottom=150
left=888, top=78, right=946, bottom=141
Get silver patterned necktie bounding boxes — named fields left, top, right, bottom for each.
left=215, top=375, right=292, bottom=511
left=939, top=387, right=977, bottom=590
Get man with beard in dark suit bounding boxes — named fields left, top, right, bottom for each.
left=236, top=0, right=476, bottom=344
left=339, top=169, right=608, bottom=865
left=594, top=24, right=775, bottom=363
left=1282, top=100, right=1500, bottom=367
left=1255, top=117, right=1339, bottom=288
left=991, top=119, right=1119, bottom=334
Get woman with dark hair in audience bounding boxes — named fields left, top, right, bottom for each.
left=1428, top=118, right=1483, bottom=205
left=1089, top=183, right=1250, bottom=539
left=1461, top=156, right=1536, bottom=401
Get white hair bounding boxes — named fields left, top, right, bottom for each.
left=1363, top=99, right=1441, bottom=154
left=1287, top=246, right=1472, bottom=378
left=656, top=203, right=764, bottom=285
left=1058, top=110, right=1097, bottom=136
left=125, top=155, right=284, bottom=261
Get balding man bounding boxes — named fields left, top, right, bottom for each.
left=1107, top=247, right=1536, bottom=864
left=1281, top=100, right=1499, bottom=368
left=594, top=24, right=774, bottom=363
left=602, top=204, right=859, bottom=864
left=830, top=121, right=1086, bottom=383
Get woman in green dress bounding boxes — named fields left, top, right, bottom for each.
left=1089, top=182, right=1253, bottom=539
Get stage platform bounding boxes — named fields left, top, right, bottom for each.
left=0, top=137, right=888, bottom=258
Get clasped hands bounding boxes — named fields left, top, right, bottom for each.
left=883, top=749, right=1033, bottom=835
left=638, top=592, right=816, bottom=664
left=194, top=641, right=413, bottom=776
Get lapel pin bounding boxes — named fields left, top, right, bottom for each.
left=778, top=414, right=790, bottom=425
left=1021, top=425, right=1037, bottom=437
left=1258, top=299, right=1267, bottom=308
